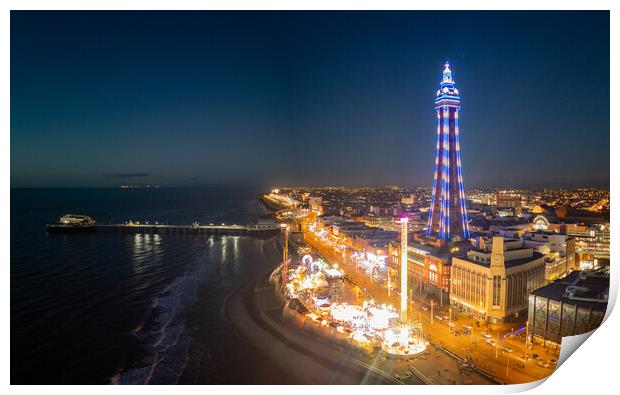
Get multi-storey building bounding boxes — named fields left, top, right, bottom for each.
left=450, top=236, right=546, bottom=323
left=496, top=191, right=522, bottom=209
left=388, top=240, right=453, bottom=304
left=529, top=215, right=609, bottom=266
left=574, top=224, right=610, bottom=261
left=528, top=267, right=609, bottom=350
left=520, top=231, right=577, bottom=281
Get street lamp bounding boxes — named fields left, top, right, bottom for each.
left=450, top=307, right=455, bottom=349
left=496, top=331, right=499, bottom=359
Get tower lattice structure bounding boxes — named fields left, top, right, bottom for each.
left=427, top=62, right=470, bottom=240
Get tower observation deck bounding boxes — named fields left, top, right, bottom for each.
left=426, top=62, right=470, bottom=240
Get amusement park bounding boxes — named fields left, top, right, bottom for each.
left=270, top=247, right=429, bottom=358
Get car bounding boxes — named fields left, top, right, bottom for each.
left=537, top=361, right=550, bottom=368
left=481, top=333, right=493, bottom=339
left=486, top=339, right=496, bottom=347
left=501, top=346, right=513, bottom=353
left=441, top=315, right=450, bottom=321
left=462, top=325, right=473, bottom=331
left=435, top=315, right=443, bottom=321
left=532, top=353, right=541, bottom=360
left=420, top=306, right=429, bottom=312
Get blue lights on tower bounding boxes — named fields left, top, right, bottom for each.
left=427, top=62, right=470, bottom=240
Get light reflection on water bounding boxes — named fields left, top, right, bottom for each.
left=11, top=187, right=286, bottom=384
left=130, top=233, right=163, bottom=277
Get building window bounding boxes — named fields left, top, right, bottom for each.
left=493, top=275, right=501, bottom=307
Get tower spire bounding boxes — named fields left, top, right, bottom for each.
left=442, top=61, right=453, bottom=83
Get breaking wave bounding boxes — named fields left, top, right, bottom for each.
left=113, top=256, right=208, bottom=384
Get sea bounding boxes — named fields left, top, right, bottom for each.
left=10, top=187, right=294, bottom=384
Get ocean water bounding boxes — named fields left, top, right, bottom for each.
left=10, top=187, right=292, bottom=384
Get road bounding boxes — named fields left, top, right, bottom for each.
left=301, top=225, right=557, bottom=384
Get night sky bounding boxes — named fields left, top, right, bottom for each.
left=11, top=11, right=609, bottom=188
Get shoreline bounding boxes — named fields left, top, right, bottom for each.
left=225, top=272, right=405, bottom=384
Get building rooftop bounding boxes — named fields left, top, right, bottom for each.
left=458, top=251, right=544, bottom=269
left=354, top=230, right=399, bottom=240
left=532, top=268, right=609, bottom=310
left=368, top=240, right=391, bottom=249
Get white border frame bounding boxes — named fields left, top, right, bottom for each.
left=3, top=2, right=616, bottom=394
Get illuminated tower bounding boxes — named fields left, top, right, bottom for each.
left=399, top=217, right=408, bottom=322
left=426, top=62, right=470, bottom=240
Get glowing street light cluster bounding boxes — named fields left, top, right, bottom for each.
left=382, top=324, right=428, bottom=356
left=275, top=208, right=310, bottom=221
left=265, top=190, right=300, bottom=208
left=307, top=222, right=348, bottom=254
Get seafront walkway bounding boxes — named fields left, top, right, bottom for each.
left=229, top=269, right=495, bottom=385
left=227, top=279, right=400, bottom=384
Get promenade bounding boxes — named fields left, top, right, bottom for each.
left=227, top=269, right=495, bottom=385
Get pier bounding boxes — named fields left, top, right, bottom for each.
left=47, top=222, right=285, bottom=237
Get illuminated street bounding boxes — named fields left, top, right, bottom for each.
left=299, top=212, right=558, bottom=384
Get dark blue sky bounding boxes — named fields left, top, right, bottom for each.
left=11, top=11, right=609, bottom=188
